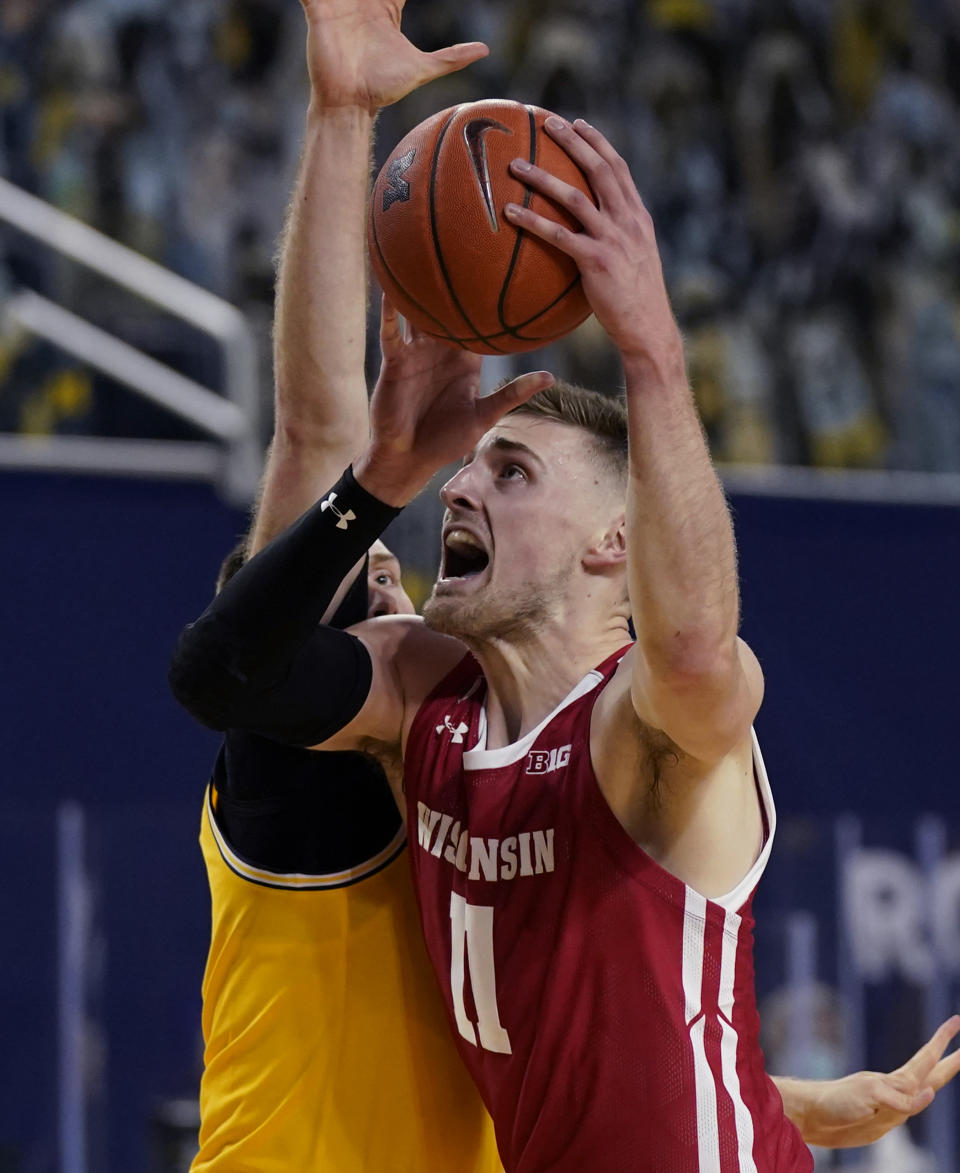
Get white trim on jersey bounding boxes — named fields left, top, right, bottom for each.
left=683, top=890, right=760, bottom=1173
left=683, top=890, right=720, bottom=1172
left=703, top=729, right=777, bottom=913
left=204, top=786, right=407, bottom=890
left=684, top=889, right=721, bottom=1173
left=678, top=732, right=774, bottom=1170
left=462, top=668, right=605, bottom=771
left=720, top=909, right=759, bottom=1173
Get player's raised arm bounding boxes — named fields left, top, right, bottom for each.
left=247, top=0, right=490, bottom=573
left=503, top=118, right=762, bottom=765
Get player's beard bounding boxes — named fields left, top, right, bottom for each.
left=422, top=565, right=567, bottom=646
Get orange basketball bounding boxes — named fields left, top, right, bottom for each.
left=368, top=100, right=596, bottom=355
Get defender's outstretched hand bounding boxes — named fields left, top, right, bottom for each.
left=505, top=118, right=680, bottom=369
left=301, top=0, right=488, bottom=110
left=779, top=1015, right=960, bottom=1149
left=354, top=298, right=553, bottom=506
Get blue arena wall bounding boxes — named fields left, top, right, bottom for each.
left=2, top=470, right=958, bottom=1170
left=5, top=471, right=956, bottom=815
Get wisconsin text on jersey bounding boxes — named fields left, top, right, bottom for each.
left=417, top=801, right=556, bottom=882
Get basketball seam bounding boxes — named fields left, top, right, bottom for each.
left=501, top=274, right=586, bottom=336
left=420, top=278, right=589, bottom=344
left=428, top=110, right=508, bottom=355
left=370, top=201, right=463, bottom=347
left=491, top=107, right=587, bottom=344
left=495, top=107, right=538, bottom=336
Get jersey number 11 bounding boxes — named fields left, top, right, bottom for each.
left=450, top=892, right=513, bottom=1054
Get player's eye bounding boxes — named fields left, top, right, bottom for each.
left=373, top=573, right=396, bottom=586
left=500, top=463, right=527, bottom=481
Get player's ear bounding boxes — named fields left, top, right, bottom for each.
left=582, top=512, right=626, bottom=573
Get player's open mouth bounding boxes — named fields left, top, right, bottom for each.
left=441, top=527, right=490, bottom=582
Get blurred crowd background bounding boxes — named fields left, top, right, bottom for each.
left=2, top=0, right=960, bottom=470
left=3, top=5, right=959, bottom=1171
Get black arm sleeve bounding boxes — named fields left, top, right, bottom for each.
left=168, top=466, right=402, bottom=745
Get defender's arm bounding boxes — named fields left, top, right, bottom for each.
left=247, top=0, right=490, bottom=588
left=773, top=1015, right=960, bottom=1148
left=170, top=467, right=404, bottom=746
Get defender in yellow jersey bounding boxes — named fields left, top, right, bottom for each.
left=187, top=0, right=502, bottom=1166
left=192, top=553, right=501, bottom=1172
left=197, top=783, right=499, bottom=1173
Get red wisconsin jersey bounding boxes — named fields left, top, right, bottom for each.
left=404, top=647, right=812, bottom=1173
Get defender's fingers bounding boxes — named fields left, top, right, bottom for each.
left=422, top=41, right=489, bottom=81
left=477, top=371, right=554, bottom=428
left=900, top=1015, right=960, bottom=1082
left=873, top=1083, right=934, bottom=1117
left=929, top=1042, right=960, bottom=1092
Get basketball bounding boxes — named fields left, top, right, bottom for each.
left=368, top=99, right=596, bottom=355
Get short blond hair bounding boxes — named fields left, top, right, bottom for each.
left=510, top=380, right=628, bottom=483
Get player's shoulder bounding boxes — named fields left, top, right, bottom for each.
left=350, top=614, right=470, bottom=706
left=350, top=614, right=465, bottom=664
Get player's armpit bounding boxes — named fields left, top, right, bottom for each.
left=626, top=637, right=764, bottom=766
left=590, top=669, right=764, bottom=902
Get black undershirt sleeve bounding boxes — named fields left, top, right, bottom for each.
left=168, top=466, right=402, bottom=746
left=211, top=565, right=403, bottom=874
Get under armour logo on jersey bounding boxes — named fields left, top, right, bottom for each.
left=436, top=716, right=469, bottom=744
left=382, top=149, right=416, bottom=211
left=525, top=745, right=571, bottom=775
left=320, top=492, right=356, bottom=530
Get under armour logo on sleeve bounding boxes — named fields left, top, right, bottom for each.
left=320, top=492, right=356, bottom=530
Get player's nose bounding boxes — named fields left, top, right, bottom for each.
left=440, top=464, right=482, bottom=512
left=368, top=587, right=397, bottom=618
left=368, top=585, right=415, bottom=618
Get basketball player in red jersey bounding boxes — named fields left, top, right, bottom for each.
left=171, top=2, right=960, bottom=1169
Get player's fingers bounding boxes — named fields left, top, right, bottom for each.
left=503, top=199, right=598, bottom=264
left=380, top=295, right=404, bottom=352
left=571, top=118, right=640, bottom=202
left=422, top=42, right=489, bottom=80
left=929, top=1042, right=960, bottom=1092
left=478, top=370, right=554, bottom=427
left=508, top=156, right=603, bottom=234
left=899, top=1015, right=960, bottom=1082
left=541, top=115, right=628, bottom=210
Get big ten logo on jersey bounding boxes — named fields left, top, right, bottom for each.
left=417, top=802, right=555, bottom=883
left=525, top=744, right=571, bottom=775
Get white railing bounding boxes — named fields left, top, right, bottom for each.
left=0, top=177, right=261, bottom=504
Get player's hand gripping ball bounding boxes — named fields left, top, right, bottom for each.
left=368, top=99, right=596, bottom=355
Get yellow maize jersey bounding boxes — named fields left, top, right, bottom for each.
left=194, top=785, right=501, bottom=1172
